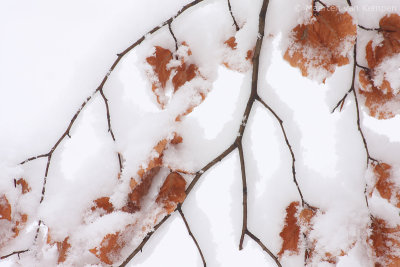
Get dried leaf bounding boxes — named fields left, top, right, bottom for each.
left=224, top=36, right=237, bottom=50
left=358, top=14, right=400, bottom=119
left=91, top=197, right=114, bottom=214
left=284, top=6, right=356, bottom=82
left=278, top=201, right=300, bottom=257
left=172, top=63, right=198, bottom=91
left=90, top=232, right=124, bottom=265
left=16, top=178, right=31, bottom=194
left=124, top=166, right=161, bottom=213
left=146, top=46, right=173, bottom=89
left=0, top=195, right=11, bottom=221
left=57, top=237, right=71, bottom=263
left=156, top=172, right=186, bottom=214
left=372, top=163, right=400, bottom=208
left=369, top=217, right=400, bottom=266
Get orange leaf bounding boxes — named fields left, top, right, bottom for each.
left=172, top=63, right=198, bottom=91
left=91, top=197, right=114, bottom=214
left=0, top=195, right=11, bottom=221
left=156, top=172, right=186, bottom=214
left=57, top=237, right=71, bottom=263
left=146, top=46, right=173, bottom=89
left=16, top=178, right=31, bottom=194
left=369, top=217, right=400, bottom=266
left=123, top=166, right=161, bottom=213
left=372, top=163, right=400, bottom=208
left=358, top=14, right=400, bottom=119
left=278, top=201, right=300, bottom=257
left=224, top=36, right=237, bottom=50
left=90, top=232, right=124, bottom=265
left=284, top=6, right=356, bottom=81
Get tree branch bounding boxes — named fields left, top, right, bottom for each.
left=255, top=96, right=308, bottom=207
left=178, top=205, right=206, bottom=267
left=0, top=249, right=29, bottom=260
left=237, top=140, right=248, bottom=250
left=168, top=22, right=179, bottom=52
left=227, top=0, right=240, bottom=31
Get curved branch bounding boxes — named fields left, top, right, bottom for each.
left=178, top=205, right=206, bottom=267
left=255, top=95, right=308, bottom=207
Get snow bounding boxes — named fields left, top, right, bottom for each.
left=1, top=0, right=400, bottom=266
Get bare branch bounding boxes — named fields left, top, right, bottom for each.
left=168, top=22, right=179, bottom=52
left=178, top=205, right=206, bottom=267
left=237, top=140, right=248, bottom=250
left=358, top=24, right=394, bottom=33
left=256, top=95, right=308, bottom=207
left=0, top=249, right=29, bottom=260
left=227, top=0, right=240, bottom=31
left=332, top=88, right=353, bottom=113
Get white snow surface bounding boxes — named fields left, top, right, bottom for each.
left=1, top=0, right=400, bottom=267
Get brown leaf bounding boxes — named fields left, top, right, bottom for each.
left=172, top=63, right=198, bottom=91
left=91, top=197, right=114, bottom=214
left=284, top=6, right=356, bottom=81
left=372, top=163, right=400, bottom=208
left=47, top=232, right=71, bottom=264
left=369, top=217, right=400, bottom=266
left=156, top=172, right=186, bottom=214
left=358, top=14, right=400, bottom=119
left=90, top=232, right=124, bottom=265
left=278, top=201, right=300, bottom=257
left=16, top=178, right=31, bottom=194
left=146, top=46, right=173, bottom=89
left=0, top=195, right=11, bottom=221
left=57, top=237, right=71, bottom=263
left=224, top=36, right=237, bottom=50
left=124, top=166, right=161, bottom=213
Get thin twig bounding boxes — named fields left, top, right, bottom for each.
left=255, top=95, right=307, bottom=207
left=0, top=249, right=29, bottom=260
left=168, top=22, right=179, bottom=52
left=332, top=88, right=353, bottom=113
left=99, top=87, right=123, bottom=172
left=358, top=24, right=394, bottom=33
left=178, top=205, right=206, bottom=267
left=245, top=229, right=282, bottom=267
left=237, top=140, right=248, bottom=250
left=356, top=63, right=370, bottom=71
left=227, top=0, right=240, bottom=31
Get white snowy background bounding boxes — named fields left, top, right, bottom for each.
left=1, top=0, right=400, bottom=266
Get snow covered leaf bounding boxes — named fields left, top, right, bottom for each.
left=371, top=163, right=400, bottom=208
left=284, top=6, right=356, bottom=82
left=172, top=63, right=198, bottom=92
left=369, top=217, right=400, bottom=267
left=90, top=232, right=125, bottom=265
left=156, top=172, right=186, bottom=214
left=146, top=42, right=203, bottom=108
left=15, top=178, right=31, bottom=194
left=0, top=195, right=11, bottom=221
left=91, top=197, right=114, bottom=214
left=47, top=234, right=71, bottom=264
left=358, top=14, right=400, bottom=119
left=221, top=36, right=253, bottom=72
